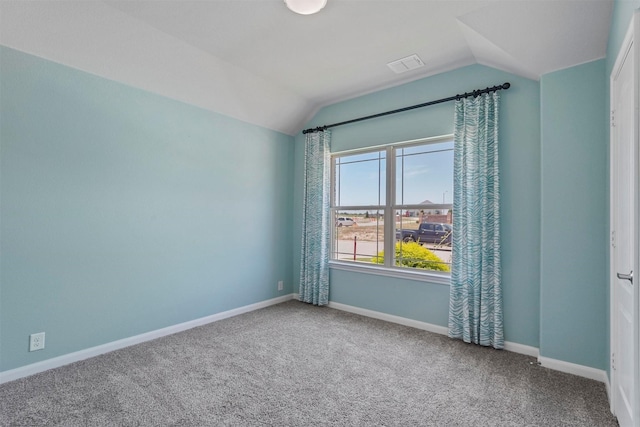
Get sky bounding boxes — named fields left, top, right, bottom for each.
left=334, top=140, right=453, bottom=207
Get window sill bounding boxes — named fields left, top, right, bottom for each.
left=329, top=260, right=451, bottom=285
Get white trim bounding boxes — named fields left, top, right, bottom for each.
left=316, top=300, right=611, bottom=385
left=503, top=341, right=539, bottom=358
left=2, top=293, right=610, bottom=391
left=604, top=372, right=612, bottom=412
left=609, top=10, right=640, bottom=425
left=538, top=356, right=608, bottom=383
left=329, top=260, right=451, bottom=285
left=330, top=134, right=454, bottom=156
left=328, top=300, right=615, bottom=383
left=0, top=294, right=295, bottom=385
left=327, top=301, right=449, bottom=335
left=329, top=299, right=610, bottom=383
left=385, top=145, right=395, bottom=269
left=330, top=135, right=455, bottom=276
left=327, top=301, right=538, bottom=358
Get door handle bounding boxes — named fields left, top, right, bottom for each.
left=617, top=270, right=633, bottom=284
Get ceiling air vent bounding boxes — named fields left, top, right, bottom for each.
left=387, top=54, right=424, bottom=74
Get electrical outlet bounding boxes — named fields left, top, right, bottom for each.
left=29, top=332, right=45, bottom=352
left=278, top=280, right=283, bottom=291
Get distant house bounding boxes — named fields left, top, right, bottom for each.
left=419, top=199, right=450, bottom=214
left=418, top=199, right=452, bottom=224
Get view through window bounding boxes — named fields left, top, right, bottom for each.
left=331, top=137, right=453, bottom=274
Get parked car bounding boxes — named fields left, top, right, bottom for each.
left=396, top=222, right=452, bottom=246
left=336, top=217, right=355, bottom=227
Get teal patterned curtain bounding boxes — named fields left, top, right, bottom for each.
left=299, top=130, right=331, bottom=306
left=448, top=92, right=504, bottom=349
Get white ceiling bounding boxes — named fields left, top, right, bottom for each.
left=0, top=0, right=613, bottom=135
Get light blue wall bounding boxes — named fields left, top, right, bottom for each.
left=540, top=60, right=608, bottom=369
left=295, top=61, right=612, bottom=371
left=4, top=2, right=631, bottom=375
left=0, top=46, right=295, bottom=372
left=294, top=65, right=542, bottom=348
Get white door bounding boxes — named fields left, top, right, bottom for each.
left=611, top=12, right=639, bottom=427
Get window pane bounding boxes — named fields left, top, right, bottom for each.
left=330, top=138, right=453, bottom=275
left=396, top=141, right=453, bottom=206
left=331, top=210, right=384, bottom=264
left=394, top=209, right=452, bottom=272
left=334, top=151, right=386, bottom=206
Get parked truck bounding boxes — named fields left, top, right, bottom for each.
left=396, top=222, right=452, bottom=246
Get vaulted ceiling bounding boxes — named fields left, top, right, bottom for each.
left=0, top=0, right=613, bottom=135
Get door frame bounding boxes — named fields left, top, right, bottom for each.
left=610, top=10, right=640, bottom=426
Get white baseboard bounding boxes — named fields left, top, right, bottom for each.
left=538, top=356, right=608, bottom=383
left=327, top=301, right=449, bottom=335
left=7, top=294, right=607, bottom=387
left=328, top=301, right=612, bottom=385
left=327, top=300, right=540, bottom=359
left=603, top=372, right=612, bottom=410
left=504, top=341, right=539, bottom=358
left=0, top=294, right=294, bottom=385
left=302, top=299, right=610, bottom=388
left=299, top=298, right=608, bottom=386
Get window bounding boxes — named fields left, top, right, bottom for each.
left=330, top=136, right=453, bottom=277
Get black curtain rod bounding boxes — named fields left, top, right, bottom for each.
left=302, top=82, right=511, bottom=134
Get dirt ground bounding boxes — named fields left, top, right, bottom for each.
left=336, top=218, right=419, bottom=242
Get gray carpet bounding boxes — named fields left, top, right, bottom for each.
left=1, top=300, right=617, bottom=426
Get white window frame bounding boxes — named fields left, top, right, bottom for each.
left=329, top=134, right=453, bottom=285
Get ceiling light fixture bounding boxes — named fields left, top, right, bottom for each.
left=284, top=0, right=327, bottom=15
